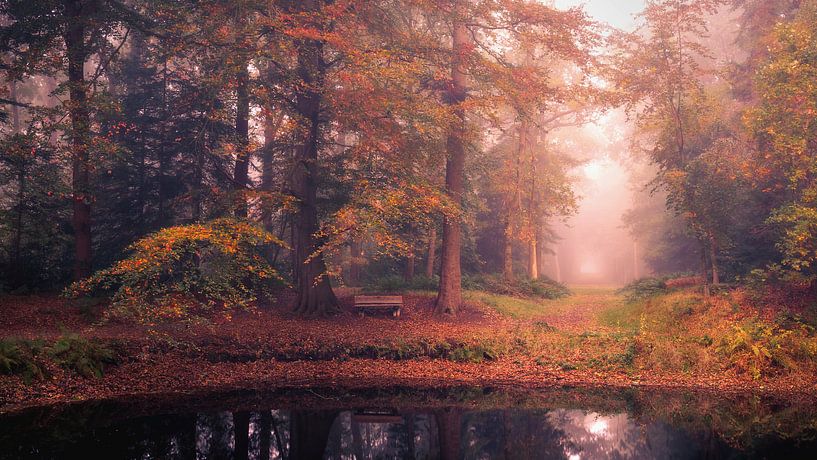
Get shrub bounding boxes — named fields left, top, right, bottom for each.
left=363, top=275, right=439, bottom=293
left=66, top=218, right=285, bottom=322
left=463, top=274, right=570, bottom=299
left=49, top=334, right=117, bottom=378
left=0, top=339, right=47, bottom=383
left=718, top=318, right=817, bottom=379
left=618, top=277, right=668, bottom=302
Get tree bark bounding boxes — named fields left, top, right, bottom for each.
left=405, top=253, right=415, bottom=282
left=425, top=226, right=436, bottom=278
left=348, top=238, right=362, bottom=286
left=528, top=237, right=538, bottom=280
left=10, top=80, right=24, bottom=266
left=503, top=219, right=514, bottom=281
left=233, top=59, right=250, bottom=218
left=288, top=0, right=339, bottom=316
left=709, top=232, right=719, bottom=285
left=64, top=0, right=94, bottom=281
left=435, top=15, right=469, bottom=316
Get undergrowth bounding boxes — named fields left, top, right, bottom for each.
left=0, top=335, right=118, bottom=382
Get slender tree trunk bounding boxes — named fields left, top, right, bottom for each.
left=435, top=16, right=469, bottom=316
left=158, top=57, right=169, bottom=227
left=192, top=132, right=205, bottom=222
left=553, top=247, right=561, bottom=283
left=233, top=412, right=250, bottom=460
left=633, top=240, right=639, bottom=281
left=233, top=59, right=251, bottom=218
left=348, top=238, right=362, bottom=286
left=709, top=232, right=719, bottom=285
left=503, top=219, right=514, bottom=281
left=262, top=105, right=285, bottom=232
left=10, top=81, right=24, bottom=266
left=289, top=0, right=338, bottom=316
left=700, top=243, right=710, bottom=298
left=425, top=226, right=436, bottom=278
left=64, top=0, right=93, bottom=281
left=405, top=253, right=415, bottom=281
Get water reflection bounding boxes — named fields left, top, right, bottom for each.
left=3, top=392, right=817, bottom=459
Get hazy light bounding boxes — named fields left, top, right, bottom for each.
left=583, top=160, right=605, bottom=180
left=580, top=260, right=599, bottom=274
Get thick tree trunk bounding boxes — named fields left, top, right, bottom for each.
left=233, top=412, right=250, bottom=460
left=528, top=237, right=538, bottom=280
left=425, top=226, right=436, bottom=278
left=65, top=0, right=93, bottom=281
left=233, top=60, right=250, bottom=218
left=289, top=0, right=338, bottom=316
left=435, top=17, right=469, bottom=316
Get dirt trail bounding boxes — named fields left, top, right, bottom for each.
left=532, top=286, right=624, bottom=334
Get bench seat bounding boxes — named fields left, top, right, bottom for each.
left=353, top=295, right=403, bottom=317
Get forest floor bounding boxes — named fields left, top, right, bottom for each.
left=1, top=285, right=816, bottom=412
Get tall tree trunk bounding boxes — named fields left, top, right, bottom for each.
left=233, top=412, right=250, bottom=460
left=262, top=104, right=284, bottom=232
left=700, top=243, right=710, bottom=298
left=348, top=238, right=362, bottom=286
left=528, top=237, right=538, bottom=280
left=405, top=253, right=415, bottom=282
left=633, top=240, right=639, bottom=281
left=289, top=0, right=338, bottom=316
left=64, top=0, right=93, bottom=281
left=10, top=80, right=24, bottom=266
left=553, top=246, right=561, bottom=283
left=425, top=226, right=436, bottom=278
left=503, top=219, right=514, bottom=281
left=158, top=57, right=169, bottom=227
left=709, top=232, right=719, bottom=285
left=435, top=16, right=469, bottom=316
left=233, top=59, right=250, bottom=218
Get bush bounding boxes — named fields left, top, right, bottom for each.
left=66, top=218, right=285, bottom=322
left=718, top=318, right=817, bottom=379
left=49, top=334, right=117, bottom=378
left=0, top=339, right=47, bottom=383
left=618, top=277, right=668, bottom=302
left=363, top=275, right=439, bottom=293
left=463, top=274, right=570, bottom=299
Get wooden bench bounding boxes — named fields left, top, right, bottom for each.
left=354, top=295, right=403, bottom=317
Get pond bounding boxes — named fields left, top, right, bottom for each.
left=2, top=386, right=816, bottom=459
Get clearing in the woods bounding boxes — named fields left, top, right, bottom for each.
left=1, top=285, right=816, bottom=411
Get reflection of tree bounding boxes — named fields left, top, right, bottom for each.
left=290, top=410, right=338, bottom=460
left=462, top=410, right=570, bottom=460
left=436, top=408, right=462, bottom=460
left=234, top=411, right=250, bottom=460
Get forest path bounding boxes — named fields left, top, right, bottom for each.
left=528, top=286, right=625, bottom=334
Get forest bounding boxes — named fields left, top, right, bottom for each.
left=1, top=0, right=817, bottom=458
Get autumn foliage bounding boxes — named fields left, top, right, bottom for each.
left=66, top=219, right=285, bottom=322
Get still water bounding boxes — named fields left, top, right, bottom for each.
left=2, top=387, right=816, bottom=459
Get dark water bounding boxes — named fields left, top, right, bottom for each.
left=1, top=387, right=816, bottom=459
